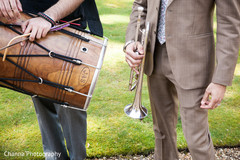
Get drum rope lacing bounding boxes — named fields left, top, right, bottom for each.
left=0, top=54, right=74, bottom=90
left=0, top=22, right=87, bottom=65
left=0, top=20, right=96, bottom=98
left=0, top=83, right=70, bottom=106
left=2, top=33, right=31, bottom=61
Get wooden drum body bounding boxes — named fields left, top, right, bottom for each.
left=0, top=14, right=108, bottom=110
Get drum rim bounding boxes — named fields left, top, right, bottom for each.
left=83, top=36, right=108, bottom=110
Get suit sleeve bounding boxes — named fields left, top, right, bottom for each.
left=212, top=0, right=240, bottom=86
left=125, top=0, right=148, bottom=43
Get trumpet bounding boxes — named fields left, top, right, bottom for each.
left=128, top=6, right=144, bottom=91
left=124, top=6, right=150, bottom=120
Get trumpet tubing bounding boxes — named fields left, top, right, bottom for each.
left=124, top=8, right=150, bottom=119
left=128, top=6, right=144, bottom=91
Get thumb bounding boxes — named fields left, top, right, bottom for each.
left=136, top=42, right=144, bottom=55
left=201, top=90, right=210, bottom=105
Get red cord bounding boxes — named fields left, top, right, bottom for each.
left=59, top=20, right=81, bottom=26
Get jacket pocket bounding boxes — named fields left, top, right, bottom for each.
left=188, top=32, right=213, bottom=39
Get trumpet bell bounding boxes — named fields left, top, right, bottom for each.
left=124, top=104, right=148, bottom=120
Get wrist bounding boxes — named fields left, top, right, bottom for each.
left=37, top=12, right=56, bottom=27
left=123, top=40, right=134, bottom=52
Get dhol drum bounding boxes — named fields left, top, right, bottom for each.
left=0, top=13, right=108, bottom=110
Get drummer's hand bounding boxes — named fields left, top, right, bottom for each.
left=21, top=17, right=52, bottom=41
left=124, top=41, right=144, bottom=74
left=0, top=0, right=22, bottom=20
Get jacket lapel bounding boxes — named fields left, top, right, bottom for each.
left=167, top=0, right=175, bottom=8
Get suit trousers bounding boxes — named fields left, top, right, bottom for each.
left=32, top=97, right=87, bottom=160
left=147, top=42, right=216, bottom=160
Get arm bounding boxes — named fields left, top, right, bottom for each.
left=21, top=0, right=84, bottom=41
left=201, top=0, right=240, bottom=109
left=124, top=0, right=147, bottom=72
left=126, top=0, right=147, bottom=42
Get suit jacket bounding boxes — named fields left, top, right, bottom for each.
left=126, top=0, right=240, bottom=89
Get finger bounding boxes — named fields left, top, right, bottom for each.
left=200, top=101, right=211, bottom=109
left=125, top=57, right=138, bottom=69
left=20, top=21, right=30, bottom=46
left=20, top=39, right=26, bottom=46
left=42, top=23, right=51, bottom=37
left=135, top=42, right=144, bottom=54
left=201, top=89, right=210, bottom=105
left=42, top=28, right=49, bottom=37
left=2, top=0, right=14, bottom=19
left=125, top=54, right=142, bottom=67
left=9, top=0, right=20, bottom=18
left=200, top=102, right=213, bottom=109
left=202, top=98, right=219, bottom=109
left=125, top=57, right=139, bottom=69
left=126, top=59, right=140, bottom=74
left=29, top=27, right=37, bottom=41
left=36, top=27, right=43, bottom=39
left=132, top=42, right=144, bottom=54
left=200, top=89, right=211, bottom=109
left=132, top=67, right=139, bottom=74
left=125, top=58, right=132, bottom=68
left=126, top=50, right=144, bottom=61
left=200, top=105, right=212, bottom=109
left=125, top=54, right=142, bottom=66
left=209, top=97, right=221, bottom=109
left=23, top=22, right=33, bottom=40
left=126, top=41, right=143, bottom=54
left=20, top=35, right=27, bottom=46
left=0, top=1, right=9, bottom=19
left=16, top=0, right=22, bottom=12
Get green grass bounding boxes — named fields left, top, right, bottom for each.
left=0, top=0, right=240, bottom=159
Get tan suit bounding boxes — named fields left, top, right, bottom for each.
left=126, top=0, right=240, bottom=89
left=126, top=0, right=240, bottom=159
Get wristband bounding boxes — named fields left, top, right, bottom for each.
left=123, top=40, right=134, bottom=52
left=37, top=12, right=56, bottom=27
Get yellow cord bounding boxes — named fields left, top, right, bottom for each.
left=2, top=33, right=31, bottom=61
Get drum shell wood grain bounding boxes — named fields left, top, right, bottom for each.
left=0, top=14, right=105, bottom=109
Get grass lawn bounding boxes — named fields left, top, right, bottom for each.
left=0, top=0, right=240, bottom=159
